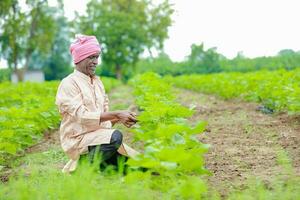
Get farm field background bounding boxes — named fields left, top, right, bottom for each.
left=0, top=70, right=299, bottom=199
left=1, top=0, right=300, bottom=199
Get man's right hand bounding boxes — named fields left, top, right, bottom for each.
left=116, top=111, right=137, bottom=124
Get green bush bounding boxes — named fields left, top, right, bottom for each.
left=0, top=68, right=11, bottom=82
left=0, top=81, right=60, bottom=165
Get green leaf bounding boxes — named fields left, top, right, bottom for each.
left=0, top=142, right=18, bottom=154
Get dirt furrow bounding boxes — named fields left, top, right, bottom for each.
left=175, top=88, right=300, bottom=196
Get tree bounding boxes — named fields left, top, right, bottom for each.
left=0, top=0, right=57, bottom=82
left=186, top=43, right=222, bottom=74
left=42, top=15, right=72, bottom=80
left=28, top=1, right=72, bottom=80
left=76, top=0, right=173, bottom=79
left=0, top=0, right=27, bottom=81
left=135, top=52, right=179, bottom=76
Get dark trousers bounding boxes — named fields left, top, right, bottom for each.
left=87, top=130, right=128, bottom=171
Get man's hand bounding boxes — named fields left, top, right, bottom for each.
left=110, top=118, right=120, bottom=126
left=123, top=120, right=136, bottom=128
left=111, top=117, right=136, bottom=127
left=116, top=111, right=137, bottom=127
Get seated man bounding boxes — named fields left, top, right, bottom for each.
left=55, top=34, right=139, bottom=173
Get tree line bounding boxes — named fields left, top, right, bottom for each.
left=135, top=44, right=300, bottom=77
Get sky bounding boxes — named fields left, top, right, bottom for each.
left=166, top=0, right=300, bottom=61
left=55, top=0, right=300, bottom=61
left=1, top=0, right=300, bottom=67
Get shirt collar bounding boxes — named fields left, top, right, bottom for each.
left=74, top=69, right=97, bottom=83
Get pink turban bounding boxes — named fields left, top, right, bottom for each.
left=69, top=34, right=101, bottom=64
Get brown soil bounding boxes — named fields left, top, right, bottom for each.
left=175, top=88, right=300, bottom=197
left=0, top=129, right=61, bottom=183
left=25, top=130, right=61, bottom=153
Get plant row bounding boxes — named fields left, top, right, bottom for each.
left=127, top=72, right=210, bottom=199
left=165, top=69, right=300, bottom=113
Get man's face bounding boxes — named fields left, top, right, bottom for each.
left=76, top=53, right=100, bottom=77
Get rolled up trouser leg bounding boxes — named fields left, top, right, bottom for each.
left=88, top=130, right=123, bottom=165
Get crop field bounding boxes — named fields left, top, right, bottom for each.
left=0, top=72, right=299, bottom=199
left=165, top=69, right=300, bottom=113
left=2, top=0, right=300, bottom=199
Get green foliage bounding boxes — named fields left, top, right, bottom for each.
left=0, top=0, right=14, bottom=18
left=1, top=74, right=300, bottom=199
left=0, top=68, right=11, bottom=82
left=220, top=50, right=300, bottom=72
left=128, top=72, right=210, bottom=198
left=0, top=167, right=158, bottom=200
left=135, top=47, right=300, bottom=78
left=0, top=73, right=209, bottom=200
left=0, top=0, right=27, bottom=69
left=165, top=69, right=300, bottom=114
left=76, top=0, right=173, bottom=79
left=135, top=44, right=224, bottom=77
left=29, top=2, right=72, bottom=80
left=0, top=77, right=120, bottom=166
left=185, top=43, right=222, bottom=74
left=135, top=53, right=183, bottom=76
left=100, top=76, right=122, bottom=92
left=0, top=81, right=60, bottom=165
left=1, top=149, right=299, bottom=200
left=0, top=0, right=60, bottom=81
left=226, top=177, right=300, bottom=200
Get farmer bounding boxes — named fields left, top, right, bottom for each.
left=55, top=34, right=139, bottom=173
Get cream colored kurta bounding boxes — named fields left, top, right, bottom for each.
left=55, top=69, right=138, bottom=173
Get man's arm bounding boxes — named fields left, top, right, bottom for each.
left=100, top=111, right=119, bottom=123
left=56, top=80, right=103, bottom=128
left=100, top=111, right=137, bottom=127
left=56, top=79, right=137, bottom=128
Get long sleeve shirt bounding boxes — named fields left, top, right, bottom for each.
left=55, top=69, right=138, bottom=173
